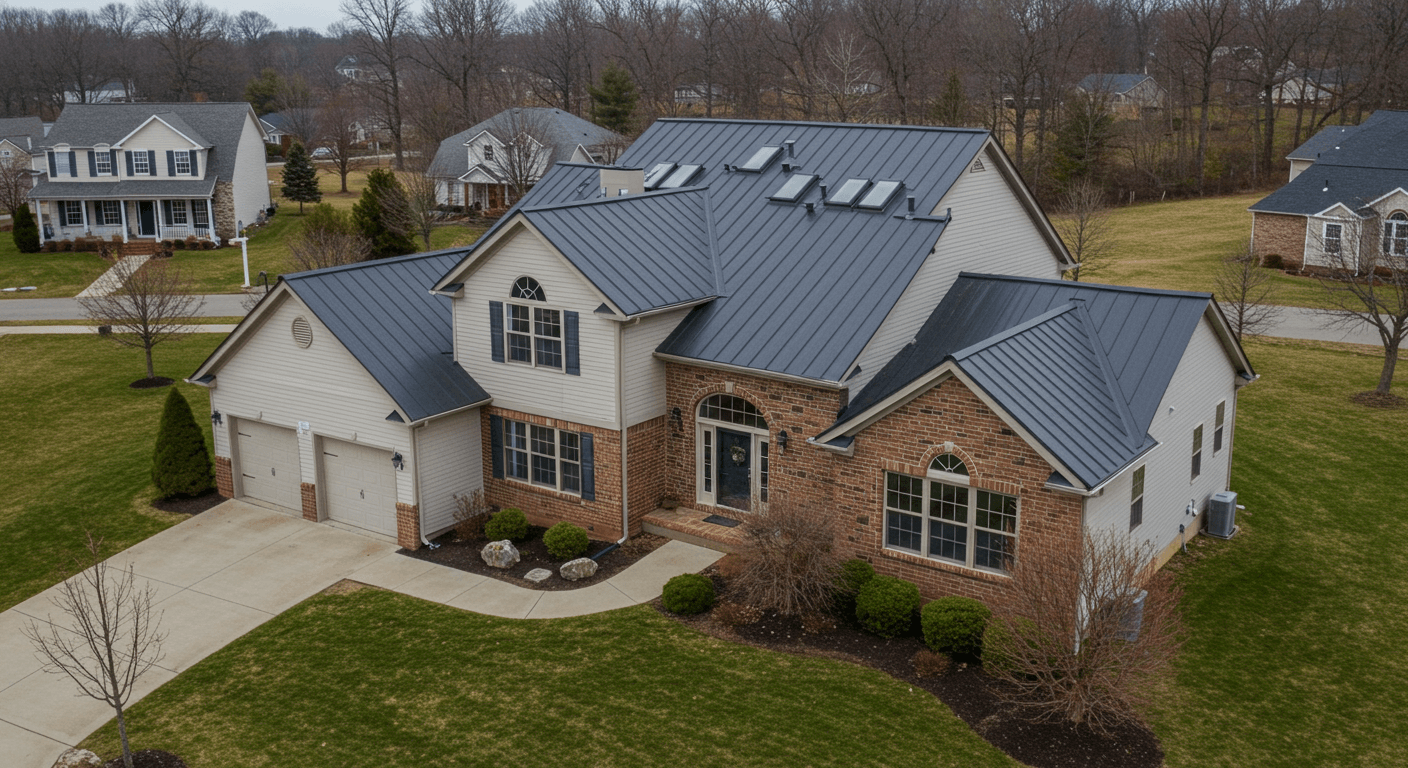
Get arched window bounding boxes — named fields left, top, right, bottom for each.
left=511, top=276, right=545, bottom=301
left=1384, top=212, right=1408, bottom=258
left=883, top=448, right=1017, bottom=573
left=930, top=454, right=969, bottom=476
left=698, top=394, right=767, bottom=429
left=696, top=394, right=768, bottom=511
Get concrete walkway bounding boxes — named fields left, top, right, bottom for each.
left=0, top=500, right=721, bottom=768
left=73, top=256, right=151, bottom=299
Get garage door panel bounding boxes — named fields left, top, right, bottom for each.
left=235, top=420, right=301, bottom=512
left=322, top=438, right=397, bottom=537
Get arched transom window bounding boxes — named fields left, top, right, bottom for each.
left=930, top=454, right=968, bottom=476
left=504, top=276, right=560, bottom=368
left=696, top=394, right=769, bottom=512
left=511, top=276, right=546, bottom=301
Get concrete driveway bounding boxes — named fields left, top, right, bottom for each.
left=0, top=500, right=720, bottom=768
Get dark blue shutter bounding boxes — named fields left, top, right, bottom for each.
left=124, top=151, right=134, bottom=176
left=47, top=152, right=56, bottom=177
left=147, top=151, right=156, bottom=175
left=565, top=311, right=580, bottom=375
left=580, top=432, right=595, bottom=501
left=190, top=151, right=199, bottom=176
left=67, top=151, right=77, bottom=176
left=109, top=150, right=118, bottom=175
left=87, top=151, right=97, bottom=176
left=166, top=151, right=175, bottom=176
left=489, top=301, right=504, bottom=363
left=490, top=414, right=504, bottom=479
left=162, top=200, right=173, bottom=226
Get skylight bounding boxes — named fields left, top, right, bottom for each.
left=658, top=164, right=703, bottom=188
left=738, top=145, right=783, bottom=172
left=643, top=162, right=676, bottom=189
left=769, top=173, right=818, bottom=202
left=856, top=180, right=903, bottom=210
left=827, top=178, right=870, bottom=206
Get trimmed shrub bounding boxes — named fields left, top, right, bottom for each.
left=922, top=596, right=992, bottom=656
left=662, top=573, right=715, bottom=615
left=913, top=649, right=953, bottom=678
left=12, top=203, right=40, bottom=253
left=833, top=558, right=876, bottom=617
left=151, top=388, right=215, bottom=498
left=1262, top=253, right=1284, bottom=270
left=544, top=521, right=590, bottom=559
left=484, top=507, right=528, bottom=542
left=855, top=575, right=921, bottom=639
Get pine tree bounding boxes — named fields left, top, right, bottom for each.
left=589, top=64, right=638, bottom=135
left=280, top=143, right=322, bottom=214
left=352, top=168, right=417, bottom=260
left=151, top=387, right=214, bottom=499
left=12, top=202, right=40, bottom=253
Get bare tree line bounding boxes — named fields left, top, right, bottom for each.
left=4, top=0, right=1408, bottom=198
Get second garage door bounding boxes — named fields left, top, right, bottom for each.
left=321, top=438, right=398, bottom=537
left=235, top=419, right=302, bottom=512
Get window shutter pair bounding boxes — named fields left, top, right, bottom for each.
left=67, top=151, right=77, bottom=177
left=87, top=151, right=97, bottom=177
left=124, top=151, right=134, bottom=176
left=487, top=413, right=596, bottom=501
left=487, top=301, right=579, bottom=375
left=166, top=151, right=176, bottom=176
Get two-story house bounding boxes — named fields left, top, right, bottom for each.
left=27, top=102, right=273, bottom=245
left=191, top=119, right=1253, bottom=602
left=427, top=108, right=622, bottom=211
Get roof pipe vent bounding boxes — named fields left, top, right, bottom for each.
left=785, top=139, right=796, bottom=157
left=805, top=202, right=815, bottom=215
left=782, top=162, right=792, bottom=173
left=724, top=164, right=731, bottom=173
left=907, top=196, right=916, bottom=213
left=819, top=183, right=828, bottom=198
left=945, top=207, right=952, bottom=219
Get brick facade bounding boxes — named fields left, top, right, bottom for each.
left=1251, top=212, right=1307, bottom=268
left=215, top=455, right=234, bottom=498
left=626, top=416, right=669, bottom=531
left=396, top=502, right=421, bottom=550
left=300, top=482, right=318, bottom=522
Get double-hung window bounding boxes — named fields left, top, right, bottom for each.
left=1130, top=466, right=1145, bottom=529
left=193, top=204, right=209, bottom=228
left=62, top=200, right=83, bottom=226
left=100, top=200, right=122, bottom=226
left=95, top=151, right=112, bottom=176
left=1213, top=401, right=1226, bottom=453
left=170, top=200, right=189, bottom=225
left=1191, top=424, right=1203, bottom=480
left=883, top=455, right=1018, bottom=573
left=503, top=419, right=581, bottom=494
left=483, top=144, right=494, bottom=162
left=174, top=150, right=191, bottom=175
left=131, top=151, right=149, bottom=175
left=1324, top=222, right=1342, bottom=254
left=54, top=152, right=71, bottom=176
left=505, top=276, right=562, bottom=369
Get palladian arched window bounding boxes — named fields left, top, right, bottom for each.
left=883, top=450, right=1018, bottom=574
left=511, top=276, right=546, bottom=301
left=696, top=394, right=768, bottom=512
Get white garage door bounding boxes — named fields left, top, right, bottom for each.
left=321, top=438, right=398, bottom=537
left=235, top=420, right=301, bottom=511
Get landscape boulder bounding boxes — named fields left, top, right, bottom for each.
left=560, top=557, right=599, bottom=581
left=525, top=568, right=552, bottom=584
left=481, top=540, right=520, bottom=569
left=51, top=749, right=102, bottom=768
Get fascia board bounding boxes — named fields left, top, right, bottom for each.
left=1364, top=187, right=1408, bottom=209
left=1204, top=300, right=1257, bottom=378
left=653, top=352, right=845, bottom=390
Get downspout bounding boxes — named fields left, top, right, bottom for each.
left=591, top=318, right=631, bottom=561
left=412, top=424, right=439, bottom=549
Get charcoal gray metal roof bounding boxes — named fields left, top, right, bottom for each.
left=832, top=274, right=1250, bottom=488
left=1253, top=110, right=1408, bottom=215
left=29, top=178, right=217, bottom=199
left=39, top=103, right=258, bottom=183
left=1286, top=123, right=1359, bottom=160
left=427, top=108, right=623, bottom=179
left=282, top=250, right=490, bottom=422
left=0, top=116, right=44, bottom=150
left=1077, top=74, right=1153, bottom=94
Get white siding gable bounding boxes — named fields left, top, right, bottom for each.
left=1082, top=316, right=1240, bottom=556
left=623, top=307, right=691, bottom=425
left=845, top=143, right=1066, bottom=393
left=231, top=110, right=274, bottom=229
left=123, top=118, right=199, bottom=160
left=454, top=224, right=620, bottom=428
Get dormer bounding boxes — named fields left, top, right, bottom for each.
left=113, top=113, right=209, bottom=180
left=599, top=167, right=644, bottom=197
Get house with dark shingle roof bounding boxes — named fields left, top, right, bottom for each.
left=190, top=119, right=1253, bottom=600
left=1250, top=110, right=1408, bottom=270
left=27, top=102, right=272, bottom=245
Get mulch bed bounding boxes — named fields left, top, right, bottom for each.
left=659, top=563, right=1163, bottom=768
left=1352, top=390, right=1406, bottom=409
left=102, top=749, right=188, bottom=768
left=129, top=377, right=175, bottom=389
left=400, top=527, right=668, bottom=591
left=152, top=490, right=224, bottom=516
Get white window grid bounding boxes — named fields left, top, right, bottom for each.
left=175, top=150, right=191, bottom=175
left=504, top=419, right=580, bottom=495
left=1130, top=465, right=1145, bottom=529
left=62, top=200, right=83, bottom=226
left=100, top=200, right=122, bottom=225
left=132, top=151, right=149, bottom=175
left=1191, top=424, right=1204, bottom=480
left=1214, top=401, right=1226, bottom=453
left=170, top=200, right=189, bottom=225
left=883, top=465, right=1018, bottom=573
left=95, top=152, right=112, bottom=175
left=54, top=152, right=71, bottom=176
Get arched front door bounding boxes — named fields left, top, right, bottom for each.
left=696, top=394, right=769, bottom=513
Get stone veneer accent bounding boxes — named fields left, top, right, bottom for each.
left=396, top=503, right=421, bottom=550
left=213, top=180, right=236, bottom=241
left=215, top=456, right=234, bottom=498
left=1251, top=212, right=1307, bottom=268
left=300, top=483, right=318, bottom=522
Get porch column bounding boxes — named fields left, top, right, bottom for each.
left=156, top=199, right=163, bottom=241
left=204, top=198, right=215, bottom=240
left=118, top=199, right=129, bottom=243
left=36, top=201, right=45, bottom=244
left=80, top=199, right=90, bottom=234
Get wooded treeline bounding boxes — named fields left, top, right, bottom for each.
left=3, top=0, right=1406, bottom=202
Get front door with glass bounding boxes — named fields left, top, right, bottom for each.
left=715, top=427, right=752, bottom=512
left=696, top=394, right=769, bottom=513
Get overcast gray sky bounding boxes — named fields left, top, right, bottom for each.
left=37, top=0, right=530, bottom=37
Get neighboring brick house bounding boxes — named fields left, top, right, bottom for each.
left=27, top=102, right=272, bottom=245
left=191, top=119, right=1254, bottom=602
left=1251, top=110, right=1408, bottom=271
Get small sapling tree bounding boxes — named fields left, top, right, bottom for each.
left=80, top=258, right=203, bottom=383
left=1214, top=239, right=1282, bottom=341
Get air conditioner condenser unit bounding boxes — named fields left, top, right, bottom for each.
left=1207, top=491, right=1238, bottom=539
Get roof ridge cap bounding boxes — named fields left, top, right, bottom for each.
left=949, top=303, right=1079, bottom=361
left=520, top=186, right=705, bottom=212
left=957, top=271, right=1214, bottom=299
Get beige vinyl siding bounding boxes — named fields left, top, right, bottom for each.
left=1289, top=158, right=1313, bottom=181
left=123, top=119, right=199, bottom=174
left=231, top=111, right=273, bottom=229
left=1082, top=316, right=1239, bottom=555
left=208, top=292, right=416, bottom=505
left=454, top=225, right=620, bottom=428
left=845, top=143, right=1065, bottom=393
left=623, top=307, right=690, bottom=426
left=414, top=407, right=484, bottom=537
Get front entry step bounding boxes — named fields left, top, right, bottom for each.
left=641, top=507, right=746, bottom=553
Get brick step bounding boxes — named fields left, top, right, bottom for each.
left=641, top=508, right=747, bottom=553
left=118, top=241, right=159, bottom=257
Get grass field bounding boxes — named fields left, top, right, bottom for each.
left=0, top=333, right=221, bottom=612
left=0, top=233, right=108, bottom=298
left=81, top=590, right=1019, bottom=768
left=1090, top=192, right=1334, bottom=309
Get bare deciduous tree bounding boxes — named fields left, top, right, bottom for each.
left=1313, top=211, right=1408, bottom=396
left=23, top=533, right=166, bottom=768
left=485, top=110, right=558, bottom=203
left=1053, top=178, right=1114, bottom=281
left=0, top=152, right=32, bottom=214
left=318, top=87, right=366, bottom=193
left=80, top=258, right=203, bottom=381
left=731, top=500, right=842, bottom=617
left=341, top=0, right=412, bottom=168
left=1214, top=239, right=1282, bottom=340
left=1166, top=0, right=1240, bottom=195
left=416, top=0, right=513, bottom=127
left=397, top=147, right=446, bottom=249
left=984, top=528, right=1184, bottom=736
left=851, top=0, right=948, bottom=124
left=136, top=0, right=228, bottom=100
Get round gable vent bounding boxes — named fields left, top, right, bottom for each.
left=291, top=316, right=313, bottom=348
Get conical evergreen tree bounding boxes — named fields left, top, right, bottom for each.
left=352, top=168, right=417, bottom=259
left=12, top=202, right=40, bottom=253
left=589, top=64, right=638, bottom=134
left=152, top=387, right=214, bottom=499
left=280, top=143, right=322, bottom=214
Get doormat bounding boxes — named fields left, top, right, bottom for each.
left=702, top=514, right=741, bottom=528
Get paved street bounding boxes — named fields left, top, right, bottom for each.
left=0, top=294, right=254, bottom=321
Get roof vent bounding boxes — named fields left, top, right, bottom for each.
left=291, top=316, right=313, bottom=348
left=805, top=202, right=815, bottom=214
left=907, top=196, right=916, bottom=213
left=785, top=139, right=796, bottom=157
left=782, top=162, right=792, bottom=173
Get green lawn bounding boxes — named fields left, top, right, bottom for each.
left=0, top=233, right=109, bottom=299
left=1087, top=192, right=1334, bottom=309
left=1152, top=337, right=1408, bottom=767
left=0, top=333, right=221, bottom=611
left=81, top=589, right=1019, bottom=768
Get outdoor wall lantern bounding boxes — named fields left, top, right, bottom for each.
left=210, top=410, right=222, bottom=426
left=392, top=452, right=404, bottom=471
left=777, top=430, right=789, bottom=451
left=670, top=407, right=682, bottom=432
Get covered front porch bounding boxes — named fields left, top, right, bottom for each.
left=33, top=196, right=217, bottom=244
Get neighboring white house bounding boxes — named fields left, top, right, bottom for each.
left=27, top=102, right=273, bottom=244
left=1076, top=74, right=1167, bottom=110
left=62, top=80, right=132, bottom=105
left=426, top=108, right=622, bottom=210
